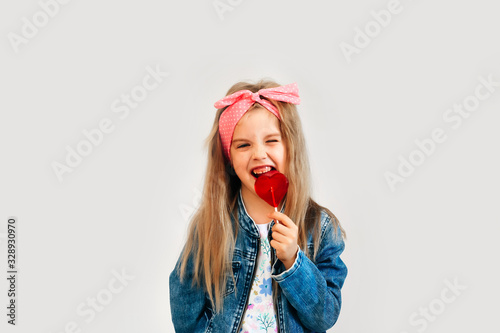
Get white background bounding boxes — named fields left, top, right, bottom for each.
left=1, top=0, right=499, bottom=332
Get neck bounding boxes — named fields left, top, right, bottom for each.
left=241, top=187, right=274, bottom=225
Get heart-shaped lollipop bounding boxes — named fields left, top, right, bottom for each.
left=254, top=170, right=289, bottom=210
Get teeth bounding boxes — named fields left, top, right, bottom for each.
left=253, top=166, right=272, bottom=175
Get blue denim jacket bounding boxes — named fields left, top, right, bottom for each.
left=169, top=192, right=348, bottom=332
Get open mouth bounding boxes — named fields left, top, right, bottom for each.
left=251, top=166, right=276, bottom=179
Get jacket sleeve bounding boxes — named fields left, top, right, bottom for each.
left=271, top=215, right=348, bottom=331
left=169, top=248, right=211, bottom=333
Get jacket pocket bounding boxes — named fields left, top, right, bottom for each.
left=223, top=261, right=241, bottom=297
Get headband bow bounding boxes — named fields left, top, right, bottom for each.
left=214, top=82, right=300, bottom=161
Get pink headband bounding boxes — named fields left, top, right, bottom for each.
left=214, top=82, right=301, bottom=161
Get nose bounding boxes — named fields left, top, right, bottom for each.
left=252, top=143, right=267, bottom=160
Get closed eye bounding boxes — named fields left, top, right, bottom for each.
left=237, top=143, right=249, bottom=148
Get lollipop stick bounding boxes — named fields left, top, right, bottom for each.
left=271, top=187, right=279, bottom=224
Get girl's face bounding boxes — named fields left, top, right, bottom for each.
left=230, top=107, right=287, bottom=201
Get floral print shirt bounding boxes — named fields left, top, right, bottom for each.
left=240, top=222, right=277, bottom=332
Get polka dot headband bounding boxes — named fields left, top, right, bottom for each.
left=214, top=82, right=301, bottom=161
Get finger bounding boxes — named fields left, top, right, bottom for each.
left=270, top=239, right=281, bottom=252
left=271, top=223, right=295, bottom=238
left=271, top=217, right=297, bottom=233
left=271, top=231, right=290, bottom=243
left=267, top=211, right=294, bottom=228
left=270, top=239, right=290, bottom=253
left=270, top=239, right=297, bottom=263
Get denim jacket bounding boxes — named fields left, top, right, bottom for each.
left=169, top=192, right=348, bottom=332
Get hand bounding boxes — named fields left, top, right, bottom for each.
left=267, top=211, right=299, bottom=270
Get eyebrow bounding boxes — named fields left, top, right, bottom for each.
left=232, top=132, right=281, bottom=144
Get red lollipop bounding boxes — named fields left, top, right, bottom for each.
left=254, top=170, right=289, bottom=218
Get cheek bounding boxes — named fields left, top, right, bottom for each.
left=231, top=155, right=249, bottom=176
left=278, top=144, right=287, bottom=164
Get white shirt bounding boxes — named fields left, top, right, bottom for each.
left=239, top=222, right=278, bottom=332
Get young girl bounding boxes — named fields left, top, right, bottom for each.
left=169, top=80, right=347, bottom=332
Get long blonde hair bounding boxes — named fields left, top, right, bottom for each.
left=178, top=79, right=346, bottom=312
